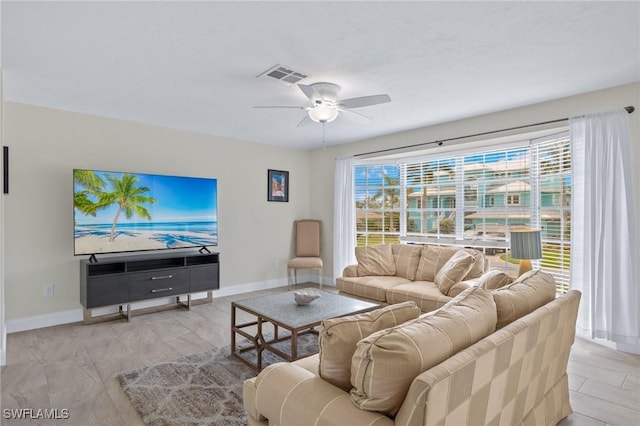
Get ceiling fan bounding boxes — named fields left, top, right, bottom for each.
left=254, top=82, right=391, bottom=127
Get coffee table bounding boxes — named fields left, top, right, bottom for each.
left=231, top=289, right=380, bottom=371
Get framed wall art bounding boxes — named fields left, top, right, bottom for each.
left=267, top=169, right=289, bottom=202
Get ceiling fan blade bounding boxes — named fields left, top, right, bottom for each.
left=337, top=107, right=371, bottom=124
left=253, top=105, right=304, bottom=109
left=296, top=114, right=313, bottom=127
left=298, top=84, right=320, bottom=101
left=338, top=94, right=391, bottom=109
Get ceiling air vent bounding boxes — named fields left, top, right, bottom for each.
left=257, top=64, right=309, bottom=86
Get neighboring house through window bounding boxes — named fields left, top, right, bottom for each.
left=354, top=131, right=571, bottom=292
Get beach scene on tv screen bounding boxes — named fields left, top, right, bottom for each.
left=74, top=170, right=218, bottom=255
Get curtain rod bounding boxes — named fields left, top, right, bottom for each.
left=355, top=105, right=635, bottom=158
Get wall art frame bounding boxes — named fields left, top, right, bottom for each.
left=267, top=169, right=289, bottom=202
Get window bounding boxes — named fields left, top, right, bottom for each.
left=507, top=194, right=520, bottom=205
left=354, top=165, right=401, bottom=246
left=354, top=131, right=571, bottom=292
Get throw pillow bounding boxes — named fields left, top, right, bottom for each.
left=477, top=269, right=513, bottom=290
left=434, top=250, right=475, bottom=295
left=318, top=301, right=421, bottom=391
left=463, top=248, right=486, bottom=279
left=492, top=269, right=556, bottom=329
left=350, top=287, right=497, bottom=416
left=391, top=244, right=422, bottom=280
left=414, top=245, right=460, bottom=281
left=355, top=244, right=396, bottom=276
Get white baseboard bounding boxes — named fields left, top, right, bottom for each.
left=5, top=277, right=333, bottom=334
left=6, top=308, right=83, bottom=333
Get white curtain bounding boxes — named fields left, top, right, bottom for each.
left=333, top=156, right=356, bottom=281
left=570, top=108, right=639, bottom=350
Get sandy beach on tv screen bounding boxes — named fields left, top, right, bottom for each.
left=75, top=231, right=209, bottom=254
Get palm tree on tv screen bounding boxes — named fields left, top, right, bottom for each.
left=73, top=169, right=105, bottom=217
left=97, top=173, right=156, bottom=242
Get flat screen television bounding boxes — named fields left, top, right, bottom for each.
left=73, top=169, right=218, bottom=256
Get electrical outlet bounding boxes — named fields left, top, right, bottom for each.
left=43, top=283, right=54, bottom=297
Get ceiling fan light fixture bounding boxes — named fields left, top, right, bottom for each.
left=308, top=105, right=338, bottom=123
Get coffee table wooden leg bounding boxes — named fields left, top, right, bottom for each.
left=231, top=305, right=236, bottom=355
left=291, top=331, right=298, bottom=361
left=257, top=316, right=264, bottom=371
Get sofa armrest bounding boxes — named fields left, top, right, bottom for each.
left=251, top=362, right=393, bottom=426
left=243, top=377, right=267, bottom=426
left=343, top=264, right=359, bottom=277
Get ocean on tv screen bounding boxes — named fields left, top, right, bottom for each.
left=74, top=221, right=218, bottom=255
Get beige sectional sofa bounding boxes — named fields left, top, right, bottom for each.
left=336, top=243, right=493, bottom=312
left=244, top=271, right=581, bottom=426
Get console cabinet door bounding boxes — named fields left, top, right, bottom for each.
left=86, top=275, right=129, bottom=308
left=190, top=264, right=219, bottom=292
left=129, top=268, right=190, bottom=301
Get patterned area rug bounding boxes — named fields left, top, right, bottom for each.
left=118, top=333, right=318, bottom=426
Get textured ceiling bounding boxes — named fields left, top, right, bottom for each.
left=2, top=1, right=639, bottom=149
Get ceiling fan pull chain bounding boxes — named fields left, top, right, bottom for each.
left=322, top=122, right=327, bottom=150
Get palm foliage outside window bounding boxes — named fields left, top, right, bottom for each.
left=354, top=165, right=401, bottom=246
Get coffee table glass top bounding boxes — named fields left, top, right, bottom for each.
left=234, top=289, right=379, bottom=328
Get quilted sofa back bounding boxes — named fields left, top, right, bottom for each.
left=395, top=290, right=581, bottom=426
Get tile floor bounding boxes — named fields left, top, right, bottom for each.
left=1, top=284, right=639, bottom=425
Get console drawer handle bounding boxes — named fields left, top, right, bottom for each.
left=151, top=275, right=173, bottom=280
left=151, top=287, right=173, bottom=293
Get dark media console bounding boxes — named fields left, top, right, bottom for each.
left=80, top=251, right=219, bottom=324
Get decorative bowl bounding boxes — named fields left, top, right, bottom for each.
left=294, top=289, right=321, bottom=306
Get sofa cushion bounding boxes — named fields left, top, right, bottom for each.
left=492, top=269, right=556, bottom=328
left=463, top=248, right=487, bottom=279
left=350, top=286, right=497, bottom=415
left=415, top=245, right=460, bottom=281
left=446, top=279, right=479, bottom=298
left=336, top=276, right=411, bottom=302
left=477, top=269, right=513, bottom=290
left=319, top=301, right=421, bottom=391
left=415, top=245, right=486, bottom=282
left=391, top=244, right=422, bottom=280
left=356, top=244, right=396, bottom=276
left=386, top=281, right=452, bottom=313
left=434, top=250, right=475, bottom=295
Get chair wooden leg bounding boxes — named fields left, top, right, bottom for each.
left=318, top=268, right=323, bottom=289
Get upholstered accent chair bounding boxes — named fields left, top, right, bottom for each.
left=287, top=219, right=323, bottom=289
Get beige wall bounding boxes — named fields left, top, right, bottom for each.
left=4, top=83, right=638, bottom=324
left=311, top=83, right=640, bottom=278
left=3, top=102, right=312, bottom=320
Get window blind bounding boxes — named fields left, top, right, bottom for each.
left=535, top=134, right=572, bottom=293
left=353, top=130, right=571, bottom=292
left=354, top=164, right=402, bottom=246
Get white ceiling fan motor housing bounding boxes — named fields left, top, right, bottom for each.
left=310, top=82, right=341, bottom=103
